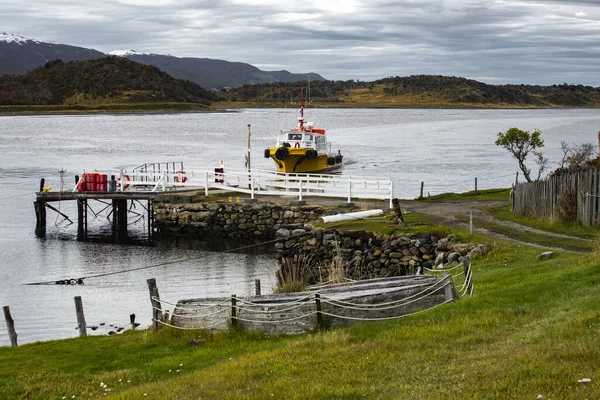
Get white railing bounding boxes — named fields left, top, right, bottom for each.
left=73, top=167, right=394, bottom=207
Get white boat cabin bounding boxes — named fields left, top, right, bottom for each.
left=275, top=120, right=329, bottom=153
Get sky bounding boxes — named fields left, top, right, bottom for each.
left=2, top=0, right=600, bottom=86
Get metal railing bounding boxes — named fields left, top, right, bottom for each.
left=73, top=167, right=394, bottom=206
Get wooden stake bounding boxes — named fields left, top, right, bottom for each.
left=255, top=279, right=261, bottom=296
left=315, top=293, right=323, bottom=331
left=231, top=295, right=238, bottom=329
left=3, top=306, right=17, bottom=346
left=152, top=287, right=160, bottom=333
left=130, top=313, right=136, bottom=330
left=391, top=198, right=405, bottom=227
left=74, top=296, right=87, bottom=337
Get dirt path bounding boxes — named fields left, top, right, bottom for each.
left=404, top=199, right=591, bottom=251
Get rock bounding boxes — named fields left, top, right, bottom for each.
left=539, top=251, right=555, bottom=261
left=189, top=338, right=206, bottom=345
left=447, top=252, right=461, bottom=264
left=434, top=252, right=445, bottom=266
left=276, top=228, right=291, bottom=238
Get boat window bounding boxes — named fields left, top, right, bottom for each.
left=305, top=134, right=313, bottom=141
left=288, top=133, right=302, bottom=141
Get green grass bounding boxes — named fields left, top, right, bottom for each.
left=1, top=244, right=599, bottom=399
left=315, top=210, right=453, bottom=237
left=487, top=204, right=599, bottom=240
left=457, top=214, right=594, bottom=252
left=416, top=188, right=512, bottom=202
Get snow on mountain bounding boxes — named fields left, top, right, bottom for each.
left=0, top=32, right=50, bottom=45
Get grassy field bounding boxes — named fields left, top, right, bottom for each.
left=1, top=195, right=599, bottom=399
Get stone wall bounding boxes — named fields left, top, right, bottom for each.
left=153, top=200, right=328, bottom=240
left=275, top=226, right=486, bottom=282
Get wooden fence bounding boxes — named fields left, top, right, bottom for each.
left=512, top=168, right=600, bottom=227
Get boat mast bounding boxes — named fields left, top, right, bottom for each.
left=299, top=87, right=305, bottom=130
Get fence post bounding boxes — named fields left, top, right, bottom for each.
left=463, top=256, right=474, bottom=296
left=469, top=210, right=473, bottom=236
left=3, top=306, right=17, bottom=346
left=231, top=294, right=238, bottom=329
left=515, top=171, right=519, bottom=186
left=152, top=287, right=160, bottom=332
left=205, top=171, right=209, bottom=196
left=475, top=177, right=478, bottom=194
left=74, top=296, right=87, bottom=337
left=255, top=279, right=261, bottom=296
left=299, top=179, right=303, bottom=202
left=420, top=182, right=424, bottom=199
left=147, top=278, right=162, bottom=320
left=347, top=181, right=352, bottom=204
left=315, top=293, right=323, bottom=331
left=442, top=274, right=455, bottom=302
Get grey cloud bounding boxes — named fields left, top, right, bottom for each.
left=1, top=0, right=599, bottom=85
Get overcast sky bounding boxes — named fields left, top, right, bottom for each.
left=3, top=0, right=600, bottom=85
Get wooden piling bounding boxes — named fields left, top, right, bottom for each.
left=419, top=182, right=424, bottom=199
left=3, top=306, right=18, bottom=346
left=475, top=177, right=478, bottom=194
left=34, top=200, right=46, bottom=236
left=130, top=313, right=136, bottom=330
left=74, top=296, right=87, bottom=337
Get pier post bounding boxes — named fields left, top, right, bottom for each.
left=34, top=200, right=46, bottom=237
left=3, top=305, right=18, bottom=346
left=74, top=296, right=87, bottom=337
left=77, top=199, right=86, bottom=238
left=420, top=182, right=424, bottom=199
left=130, top=313, right=136, bottom=331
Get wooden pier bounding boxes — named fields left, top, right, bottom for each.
left=34, top=178, right=159, bottom=239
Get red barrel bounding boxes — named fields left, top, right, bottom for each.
left=77, top=180, right=87, bottom=192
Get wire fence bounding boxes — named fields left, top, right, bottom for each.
left=151, top=271, right=469, bottom=334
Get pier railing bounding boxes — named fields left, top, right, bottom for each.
left=71, top=167, right=394, bottom=206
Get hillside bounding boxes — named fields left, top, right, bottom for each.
left=0, top=33, right=325, bottom=90
left=220, top=75, right=600, bottom=107
left=0, top=56, right=218, bottom=106
left=122, top=52, right=325, bottom=89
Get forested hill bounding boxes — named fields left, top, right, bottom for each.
left=0, top=56, right=218, bottom=106
left=220, top=75, right=600, bottom=107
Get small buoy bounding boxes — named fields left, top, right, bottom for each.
left=236, top=197, right=240, bottom=203
left=42, top=187, right=52, bottom=192
left=228, top=197, right=232, bottom=203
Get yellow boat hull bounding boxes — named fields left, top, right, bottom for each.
left=266, top=148, right=342, bottom=174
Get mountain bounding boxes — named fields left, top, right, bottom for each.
left=0, top=32, right=105, bottom=76
left=0, top=56, right=218, bottom=106
left=0, top=33, right=325, bottom=89
left=115, top=51, right=325, bottom=89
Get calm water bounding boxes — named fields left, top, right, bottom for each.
left=0, top=108, right=598, bottom=345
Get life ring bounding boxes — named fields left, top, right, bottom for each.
left=294, top=142, right=300, bottom=148
left=117, top=174, right=130, bottom=189
left=174, top=170, right=188, bottom=183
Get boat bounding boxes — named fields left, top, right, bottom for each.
left=263, top=88, right=343, bottom=173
